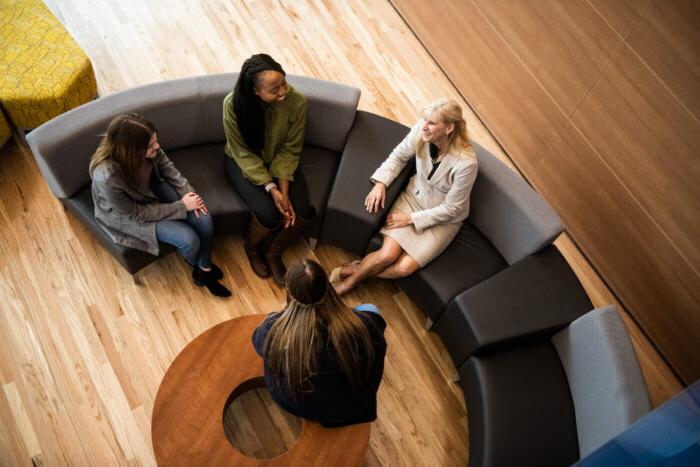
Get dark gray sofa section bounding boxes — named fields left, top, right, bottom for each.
left=460, top=340, right=580, bottom=467
left=27, top=73, right=361, bottom=274
left=359, top=141, right=567, bottom=327
left=435, top=244, right=593, bottom=368
left=320, top=111, right=413, bottom=256
left=460, top=306, right=651, bottom=467
left=168, top=143, right=249, bottom=235
left=391, top=222, right=507, bottom=322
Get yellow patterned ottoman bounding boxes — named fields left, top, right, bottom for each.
left=0, top=0, right=97, bottom=130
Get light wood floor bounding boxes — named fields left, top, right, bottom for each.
left=0, top=1, right=682, bottom=466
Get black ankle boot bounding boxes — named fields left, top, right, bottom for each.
left=191, top=262, right=223, bottom=280
left=209, top=262, right=224, bottom=280
left=192, top=267, right=232, bottom=297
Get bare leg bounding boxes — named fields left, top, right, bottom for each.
left=334, top=237, right=403, bottom=295
left=375, top=252, right=420, bottom=279
left=338, top=261, right=360, bottom=280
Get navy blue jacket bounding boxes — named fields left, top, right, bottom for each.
left=252, top=304, right=387, bottom=427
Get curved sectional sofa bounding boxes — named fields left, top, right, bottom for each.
left=26, top=74, right=649, bottom=466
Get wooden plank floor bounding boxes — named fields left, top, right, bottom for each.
left=0, top=0, right=681, bottom=465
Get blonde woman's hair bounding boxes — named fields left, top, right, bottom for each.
left=415, top=98, right=471, bottom=155
left=89, top=113, right=157, bottom=186
left=263, top=259, right=375, bottom=400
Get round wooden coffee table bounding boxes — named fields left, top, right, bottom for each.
left=152, top=314, right=371, bottom=466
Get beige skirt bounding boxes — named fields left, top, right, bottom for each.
left=379, top=190, right=461, bottom=267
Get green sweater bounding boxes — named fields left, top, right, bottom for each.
left=223, top=86, right=307, bottom=185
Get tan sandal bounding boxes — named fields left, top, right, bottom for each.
left=329, top=266, right=343, bottom=284
left=329, top=260, right=361, bottom=284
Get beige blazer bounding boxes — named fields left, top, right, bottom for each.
left=91, top=149, right=194, bottom=255
left=371, top=120, right=478, bottom=233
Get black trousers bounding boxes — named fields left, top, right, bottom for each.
left=225, top=156, right=315, bottom=229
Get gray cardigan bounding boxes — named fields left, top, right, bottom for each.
left=91, top=149, right=194, bottom=255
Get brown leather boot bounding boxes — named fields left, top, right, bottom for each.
left=245, top=214, right=276, bottom=278
left=265, top=216, right=314, bottom=287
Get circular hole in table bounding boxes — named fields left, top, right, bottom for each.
left=222, top=378, right=303, bottom=459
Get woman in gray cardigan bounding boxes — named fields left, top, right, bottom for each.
left=331, top=99, right=478, bottom=295
left=90, top=113, right=231, bottom=297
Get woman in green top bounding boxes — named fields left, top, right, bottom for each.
left=224, top=54, right=315, bottom=286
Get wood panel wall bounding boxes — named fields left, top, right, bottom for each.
left=391, top=0, right=700, bottom=383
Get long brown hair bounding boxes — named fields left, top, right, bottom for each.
left=89, top=113, right=156, bottom=186
left=263, top=259, right=375, bottom=399
left=415, top=98, right=472, bottom=156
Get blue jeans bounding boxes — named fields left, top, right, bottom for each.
left=151, top=177, right=213, bottom=269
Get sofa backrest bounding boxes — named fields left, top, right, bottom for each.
left=27, top=73, right=360, bottom=199
left=287, top=75, right=361, bottom=152
left=551, top=305, right=651, bottom=458
left=194, top=73, right=361, bottom=152
left=468, top=142, right=563, bottom=265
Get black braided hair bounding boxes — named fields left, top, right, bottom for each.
left=232, top=54, right=286, bottom=153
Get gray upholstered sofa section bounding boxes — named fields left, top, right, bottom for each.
left=469, top=142, right=563, bottom=265
left=460, top=305, right=650, bottom=467
left=26, top=73, right=360, bottom=274
left=320, top=111, right=412, bottom=256
left=390, top=142, right=566, bottom=324
left=460, top=338, right=580, bottom=467
left=434, top=244, right=593, bottom=368
left=552, top=305, right=651, bottom=458
left=26, top=73, right=360, bottom=199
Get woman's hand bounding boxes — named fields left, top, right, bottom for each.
left=365, top=182, right=386, bottom=213
left=271, top=187, right=295, bottom=228
left=282, top=192, right=296, bottom=228
left=182, top=192, right=207, bottom=218
left=384, top=211, right=412, bottom=229
left=277, top=179, right=296, bottom=228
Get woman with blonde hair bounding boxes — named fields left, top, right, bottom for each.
left=252, top=259, right=387, bottom=427
left=90, top=113, right=231, bottom=297
left=331, top=98, right=478, bottom=295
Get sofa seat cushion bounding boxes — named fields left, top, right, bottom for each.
left=63, top=190, right=175, bottom=274
left=368, top=221, right=507, bottom=322
left=459, top=342, right=579, bottom=467
left=168, top=143, right=249, bottom=235
left=434, top=245, right=592, bottom=367
left=172, top=143, right=338, bottom=239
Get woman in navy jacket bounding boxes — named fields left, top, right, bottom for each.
left=252, top=259, right=387, bottom=427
